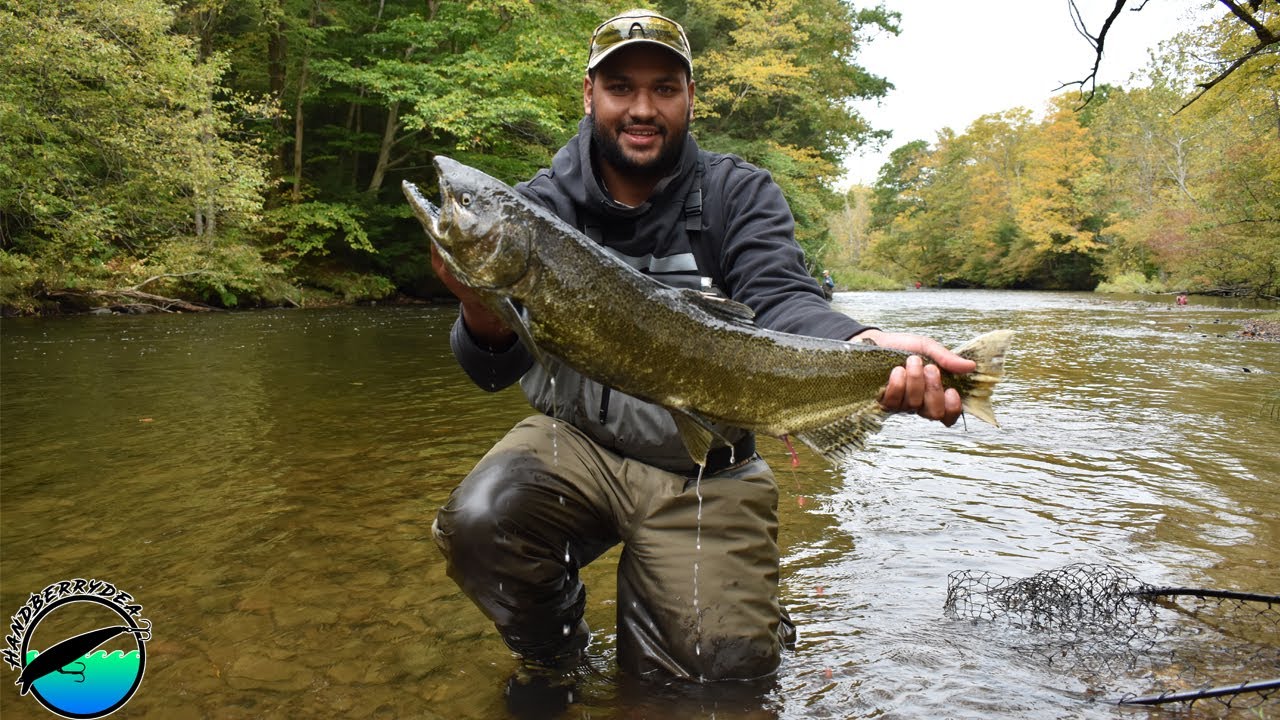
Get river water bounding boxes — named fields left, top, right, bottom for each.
left=1, top=290, right=1276, bottom=719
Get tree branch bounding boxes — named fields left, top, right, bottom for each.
left=1057, top=0, right=1128, bottom=104
left=43, top=289, right=220, bottom=313
left=1217, top=0, right=1277, bottom=43
left=1177, top=38, right=1280, bottom=112
left=1065, top=0, right=1280, bottom=113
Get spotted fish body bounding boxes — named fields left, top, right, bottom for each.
left=405, top=157, right=1012, bottom=466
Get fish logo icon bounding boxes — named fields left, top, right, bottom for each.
left=4, top=579, right=150, bottom=718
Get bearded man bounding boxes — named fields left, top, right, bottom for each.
left=429, top=7, right=974, bottom=694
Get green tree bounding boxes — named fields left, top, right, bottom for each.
left=1092, top=10, right=1280, bottom=297
left=0, top=0, right=272, bottom=309
left=669, top=0, right=897, bottom=264
left=1007, top=98, right=1107, bottom=289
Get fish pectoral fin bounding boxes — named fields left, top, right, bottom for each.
left=795, top=400, right=890, bottom=467
left=670, top=410, right=726, bottom=467
left=679, top=289, right=756, bottom=325
left=494, top=299, right=553, bottom=369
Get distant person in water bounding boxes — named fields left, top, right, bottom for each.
left=1177, top=293, right=1189, bottom=306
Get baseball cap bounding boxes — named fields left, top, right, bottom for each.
left=587, top=9, right=693, bottom=76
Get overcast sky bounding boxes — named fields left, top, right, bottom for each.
left=841, top=0, right=1209, bottom=187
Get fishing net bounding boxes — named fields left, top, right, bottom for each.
left=944, top=563, right=1280, bottom=712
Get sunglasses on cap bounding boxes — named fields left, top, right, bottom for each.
left=587, top=11, right=693, bottom=74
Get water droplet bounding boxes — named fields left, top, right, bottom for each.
left=691, top=464, right=706, bottom=657
left=559, top=495, right=564, bottom=505
left=564, top=542, right=571, bottom=563
left=499, top=582, right=504, bottom=592
left=562, top=623, right=571, bottom=636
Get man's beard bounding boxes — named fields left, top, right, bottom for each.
left=589, top=112, right=687, bottom=180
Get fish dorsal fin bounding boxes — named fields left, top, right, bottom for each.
left=679, top=289, right=756, bottom=326
left=794, top=399, right=890, bottom=467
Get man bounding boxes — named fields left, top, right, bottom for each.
left=431, top=8, right=975, bottom=687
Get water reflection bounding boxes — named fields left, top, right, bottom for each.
left=1, top=292, right=1277, bottom=719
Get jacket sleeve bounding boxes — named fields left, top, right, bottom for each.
left=448, top=312, right=535, bottom=392
left=711, top=161, right=871, bottom=341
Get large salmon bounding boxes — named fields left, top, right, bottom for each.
left=404, top=157, right=1012, bottom=467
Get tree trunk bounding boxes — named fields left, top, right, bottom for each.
left=292, top=57, right=308, bottom=203
left=292, top=2, right=318, bottom=204
left=367, top=100, right=401, bottom=194
left=268, top=15, right=288, bottom=182
left=366, top=43, right=415, bottom=194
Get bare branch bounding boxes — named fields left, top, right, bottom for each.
left=1065, top=0, right=1280, bottom=113
left=1057, top=0, right=1128, bottom=105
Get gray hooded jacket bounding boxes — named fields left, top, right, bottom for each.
left=449, top=117, right=868, bottom=471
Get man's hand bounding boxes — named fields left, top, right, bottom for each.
left=431, top=243, right=516, bottom=351
left=853, top=329, right=977, bottom=427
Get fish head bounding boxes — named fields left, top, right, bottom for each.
left=403, top=156, right=532, bottom=291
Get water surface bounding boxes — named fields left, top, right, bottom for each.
left=2, top=291, right=1276, bottom=718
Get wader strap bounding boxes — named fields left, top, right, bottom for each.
left=682, top=160, right=728, bottom=295
left=598, top=386, right=611, bottom=424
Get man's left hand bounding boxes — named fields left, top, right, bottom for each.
left=852, top=329, right=977, bottom=427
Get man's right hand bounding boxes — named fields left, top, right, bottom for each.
left=431, top=243, right=516, bottom=351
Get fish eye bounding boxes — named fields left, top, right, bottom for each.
left=459, top=192, right=473, bottom=207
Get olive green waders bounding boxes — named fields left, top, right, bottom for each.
left=432, top=414, right=793, bottom=681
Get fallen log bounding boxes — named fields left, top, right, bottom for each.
left=44, top=288, right=219, bottom=313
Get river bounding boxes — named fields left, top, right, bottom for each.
left=1, top=290, right=1276, bottom=719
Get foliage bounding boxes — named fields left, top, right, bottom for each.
left=668, top=0, right=897, bottom=265
left=1093, top=271, right=1172, bottom=294
left=258, top=201, right=374, bottom=263
left=0, top=0, right=269, bottom=309
left=826, top=268, right=902, bottom=291
left=5, top=0, right=1277, bottom=312
left=848, top=4, right=1280, bottom=298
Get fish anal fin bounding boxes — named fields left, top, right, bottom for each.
left=795, top=400, right=890, bottom=467
left=671, top=411, right=719, bottom=467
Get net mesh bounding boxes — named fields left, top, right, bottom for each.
left=944, top=563, right=1280, bottom=712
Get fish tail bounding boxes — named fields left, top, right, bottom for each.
left=950, top=329, right=1014, bottom=427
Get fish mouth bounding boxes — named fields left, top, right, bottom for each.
left=402, top=180, right=442, bottom=239
left=401, top=178, right=467, bottom=283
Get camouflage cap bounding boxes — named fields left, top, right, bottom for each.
left=587, top=9, right=693, bottom=76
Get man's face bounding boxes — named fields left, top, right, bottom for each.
left=584, top=44, right=694, bottom=179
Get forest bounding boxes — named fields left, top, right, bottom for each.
left=1, top=0, right=1277, bottom=314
